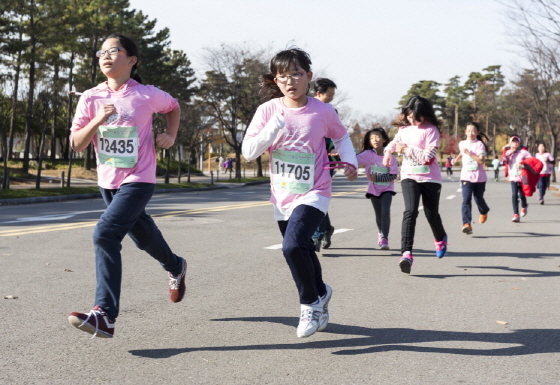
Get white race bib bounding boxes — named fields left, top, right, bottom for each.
left=271, top=149, right=315, bottom=194
left=402, top=154, right=429, bottom=174
left=97, top=125, right=138, bottom=168
left=462, top=154, right=479, bottom=171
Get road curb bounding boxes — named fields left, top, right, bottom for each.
left=0, top=180, right=270, bottom=206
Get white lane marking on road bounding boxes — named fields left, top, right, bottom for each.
left=264, top=229, right=354, bottom=250
left=446, top=195, right=456, bottom=199
left=1, top=210, right=104, bottom=224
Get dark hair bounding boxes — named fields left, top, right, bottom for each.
left=260, top=47, right=312, bottom=101
left=106, top=34, right=142, bottom=84
left=314, top=78, right=337, bottom=94
left=392, top=95, right=441, bottom=131
left=362, top=128, right=390, bottom=152
left=466, top=121, right=489, bottom=151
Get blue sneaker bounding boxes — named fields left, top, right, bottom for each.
left=435, top=235, right=448, bottom=258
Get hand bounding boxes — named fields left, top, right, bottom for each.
left=451, top=158, right=456, bottom=165
left=368, top=172, right=377, bottom=183
left=156, top=133, right=176, bottom=149
left=271, top=112, right=285, bottom=130
left=344, top=165, right=357, bottom=181
left=505, top=149, right=514, bottom=156
left=463, top=148, right=471, bottom=156
left=95, top=104, right=117, bottom=124
left=382, top=152, right=392, bottom=167
left=395, top=143, right=407, bottom=154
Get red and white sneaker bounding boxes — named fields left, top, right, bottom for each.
left=520, top=207, right=528, bottom=217
left=68, top=305, right=115, bottom=338
left=512, top=214, right=520, bottom=222
left=169, top=257, right=187, bottom=303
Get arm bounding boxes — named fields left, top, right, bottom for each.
left=333, top=133, right=358, bottom=181
left=156, top=106, right=180, bottom=149
left=71, top=104, right=117, bottom=152
left=452, top=153, right=462, bottom=165
left=463, top=147, right=486, bottom=165
left=242, top=113, right=284, bottom=161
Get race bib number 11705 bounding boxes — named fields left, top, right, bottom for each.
left=271, top=149, right=315, bottom=195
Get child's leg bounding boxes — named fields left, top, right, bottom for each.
left=510, top=182, right=520, bottom=215
left=379, top=192, right=393, bottom=239
left=420, top=182, right=446, bottom=241
left=277, top=205, right=326, bottom=304
left=461, top=181, right=474, bottom=224
left=472, top=182, right=490, bottom=215
left=401, top=179, right=421, bottom=253
left=369, top=195, right=383, bottom=235
left=93, top=183, right=155, bottom=321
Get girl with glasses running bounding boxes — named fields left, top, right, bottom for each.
left=242, top=48, right=357, bottom=338
left=383, top=96, right=448, bottom=274
left=67, top=34, right=186, bottom=338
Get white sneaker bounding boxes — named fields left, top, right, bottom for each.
left=297, top=302, right=322, bottom=338
left=318, top=284, right=332, bottom=332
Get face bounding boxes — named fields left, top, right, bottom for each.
left=369, top=132, right=384, bottom=150
left=465, top=124, right=478, bottom=140
left=98, top=38, right=136, bottom=79
left=316, top=87, right=336, bottom=104
left=510, top=139, right=520, bottom=150
left=274, top=64, right=312, bottom=104
left=407, top=112, right=424, bottom=126
left=538, top=143, right=545, bottom=153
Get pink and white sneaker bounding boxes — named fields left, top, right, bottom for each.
left=399, top=251, right=413, bottom=274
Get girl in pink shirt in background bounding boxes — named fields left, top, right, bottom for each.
left=535, top=143, right=555, bottom=204
left=383, top=96, right=448, bottom=274
left=356, top=128, right=398, bottom=250
left=451, top=122, right=490, bottom=235
left=67, top=34, right=186, bottom=338
left=242, top=48, right=357, bottom=338
left=501, top=136, right=532, bottom=222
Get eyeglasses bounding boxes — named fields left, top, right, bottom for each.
left=275, top=72, right=305, bottom=84
left=96, top=47, right=127, bottom=58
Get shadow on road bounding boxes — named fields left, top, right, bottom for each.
left=129, top=318, right=560, bottom=358
left=415, top=265, right=560, bottom=279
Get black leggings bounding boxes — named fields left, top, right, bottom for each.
left=401, top=179, right=447, bottom=253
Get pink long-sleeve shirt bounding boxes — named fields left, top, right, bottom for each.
left=385, top=123, right=441, bottom=183
left=458, top=139, right=487, bottom=183
left=71, top=79, right=179, bottom=189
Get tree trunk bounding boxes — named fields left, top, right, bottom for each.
left=177, top=146, right=182, bottom=183
left=22, top=37, right=37, bottom=174
left=8, top=41, right=22, bottom=161
left=50, top=62, right=60, bottom=161
left=165, top=149, right=170, bottom=184
left=36, top=123, right=47, bottom=189
left=256, top=155, right=263, bottom=177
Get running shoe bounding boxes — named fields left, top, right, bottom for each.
left=435, top=235, right=448, bottom=258
left=322, top=226, right=335, bottom=249
left=521, top=207, right=528, bottom=217
left=297, top=301, right=323, bottom=338
left=399, top=251, right=413, bottom=274
left=313, top=238, right=321, bottom=253
left=318, top=284, right=332, bottom=332
left=379, top=238, right=390, bottom=250
left=462, top=224, right=473, bottom=234
left=479, top=214, right=488, bottom=223
left=512, top=214, right=520, bottom=222
left=539, top=199, right=544, bottom=205
left=68, top=305, right=115, bottom=338
left=169, top=257, right=187, bottom=303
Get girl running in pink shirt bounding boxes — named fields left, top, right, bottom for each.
left=242, top=48, right=357, bottom=338
left=451, top=122, right=490, bottom=235
left=535, top=143, right=555, bottom=205
left=67, top=34, right=186, bottom=338
left=501, top=136, right=532, bottom=222
left=383, top=96, right=448, bottom=274
left=356, top=128, right=398, bottom=250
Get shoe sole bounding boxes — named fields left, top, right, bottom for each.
left=380, top=246, right=390, bottom=250
left=318, top=285, right=332, bottom=332
left=399, top=259, right=412, bottom=274
left=68, top=315, right=113, bottom=338
left=462, top=227, right=472, bottom=235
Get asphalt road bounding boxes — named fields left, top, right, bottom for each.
left=1, top=173, right=560, bottom=384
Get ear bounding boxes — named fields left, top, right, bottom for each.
left=129, top=56, right=138, bottom=66
left=306, top=71, right=313, bottom=81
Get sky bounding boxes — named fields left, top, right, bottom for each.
left=127, top=0, right=525, bottom=119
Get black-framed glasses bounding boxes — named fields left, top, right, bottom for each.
left=96, top=47, right=127, bottom=58
left=275, top=72, right=305, bottom=84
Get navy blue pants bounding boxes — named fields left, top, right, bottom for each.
left=461, top=181, right=490, bottom=224
left=94, top=183, right=183, bottom=320
left=278, top=205, right=327, bottom=304
left=510, top=181, right=527, bottom=215
left=537, top=175, right=550, bottom=200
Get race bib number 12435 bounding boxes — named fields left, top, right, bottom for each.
left=97, top=125, right=138, bottom=168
